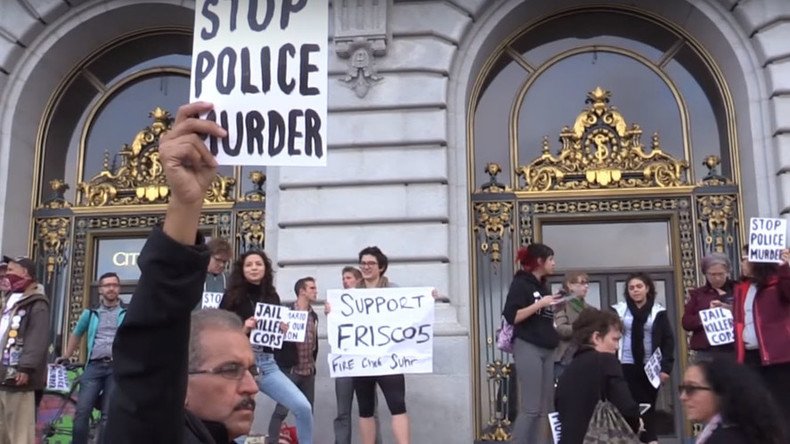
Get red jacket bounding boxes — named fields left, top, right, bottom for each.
left=733, top=263, right=790, bottom=365
left=682, top=282, right=735, bottom=350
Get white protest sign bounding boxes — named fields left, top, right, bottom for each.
left=47, top=364, right=70, bottom=392
left=201, top=292, right=224, bottom=309
left=327, top=287, right=434, bottom=377
left=548, top=412, right=562, bottom=444
left=283, top=308, right=309, bottom=343
left=250, top=302, right=285, bottom=349
left=190, top=0, right=328, bottom=166
left=748, top=217, right=787, bottom=263
left=644, top=348, right=663, bottom=389
left=700, top=307, right=734, bottom=346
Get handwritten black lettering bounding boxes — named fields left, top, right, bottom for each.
left=200, top=0, right=220, bottom=40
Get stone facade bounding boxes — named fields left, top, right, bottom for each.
left=0, top=0, right=789, bottom=442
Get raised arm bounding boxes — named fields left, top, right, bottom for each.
left=106, top=102, right=225, bottom=443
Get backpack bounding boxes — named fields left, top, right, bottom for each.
left=496, top=317, right=515, bottom=353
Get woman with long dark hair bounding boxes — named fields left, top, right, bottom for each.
left=680, top=358, right=786, bottom=443
left=612, top=272, right=674, bottom=444
left=732, top=248, right=790, bottom=424
left=502, top=243, right=562, bottom=443
left=219, top=250, right=313, bottom=444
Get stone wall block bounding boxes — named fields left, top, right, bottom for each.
left=278, top=184, right=448, bottom=226
left=771, top=95, right=790, bottom=135
left=327, top=108, right=446, bottom=146
left=752, top=22, right=790, bottom=65
left=279, top=145, right=448, bottom=186
left=330, top=72, right=447, bottom=110
left=765, top=59, right=790, bottom=95
left=733, top=0, right=790, bottom=36
left=392, top=1, right=472, bottom=43
left=276, top=223, right=449, bottom=263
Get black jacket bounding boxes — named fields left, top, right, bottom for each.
left=502, top=270, right=559, bottom=349
left=274, top=303, right=319, bottom=370
left=704, top=424, right=750, bottom=444
left=555, top=347, right=640, bottom=444
left=105, top=227, right=231, bottom=443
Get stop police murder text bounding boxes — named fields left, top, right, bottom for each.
left=194, top=0, right=323, bottom=159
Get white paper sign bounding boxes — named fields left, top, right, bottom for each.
left=644, top=348, right=663, bottom=389
left=250, top=302, right=284, bottom=349
left=284, top=309, right=309, bottom=343
left=327, top=287, right=434, bottom=377
left=548, top=412, right=562, bottom=444
left=748, top=217, right=787, bottom=263
left=201, top=291, right=224, bottom=309
left=700, top=307, right=735, bottom=346
left=190, top=0, right=328, bottom=166
left=47, top=364, right=70, bottom=392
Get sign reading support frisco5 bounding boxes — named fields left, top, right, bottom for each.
left=94, top=237, right=148, bottom=281
left=190, top=0, right=328, bottom=167
left=326, top=287, right=435, bottom=378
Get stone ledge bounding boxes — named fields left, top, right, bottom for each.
left=752, top=22, right=790, bottom=64
left=327, top=108, right=446, bottom=146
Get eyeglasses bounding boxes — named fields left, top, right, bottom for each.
left=677, top=384, right=713, bottom=396
left=212, top=256, right=230, bottom=264
left=188, top=362, right=260, bottom=380
left=359, top=261, right=378, bottom=267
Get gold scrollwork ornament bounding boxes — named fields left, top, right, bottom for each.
left=474, top=201, right=513, bottom=264
left=34, top=217, right=70, bottom=283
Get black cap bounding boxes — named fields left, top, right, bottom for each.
left=1, top=256, right=36, bottom=281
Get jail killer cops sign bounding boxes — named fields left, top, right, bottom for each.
left=748, top=217, right=787, bottom=263
left=326, top=288, right=435, bottom=378
left=190, top=0, right=328, bottom=166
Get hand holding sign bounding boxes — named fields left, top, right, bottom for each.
left=250, top=303, right=285, bottom=349
left=748, top=218, right=788, bottom=263
left=700, top=307, right=735, bottom=346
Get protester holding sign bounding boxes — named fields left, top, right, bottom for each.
left=502, top=244, right=563, bottom=444
left=612, top=272, right=674, bottom=444
left=220, top=251, right=313, bottom=444
left=268, top=277, right=319, bottom=444
left=351, top=247, right=410, bottom=444
left=732, top=247, right=790, bottom=424
left=555, top=308, right=641, bottom=444
left=682, top=253, right=736, bottom=362
left=196, top=237, right=232, bottom=310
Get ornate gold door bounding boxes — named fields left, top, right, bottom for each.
left=470, top=89, right=742, bottom=442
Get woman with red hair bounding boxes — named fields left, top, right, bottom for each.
left=502, top=243, right=562, bottom=443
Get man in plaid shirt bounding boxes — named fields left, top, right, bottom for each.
left=268, top=277, right=319, bottom=442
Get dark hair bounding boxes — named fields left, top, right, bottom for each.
left=342, top=266, right=362, bottom=280
left=692, top=359, right=787, bottom=444
left=223, top=250, right=278, bottom=309
left=623, top=272, right=656, bottom=303
left=749, top=262, right=779, bottom=288
left=207, top=238, right=232, bottom=257
left=358, top=246, right=388, bottom=275
left=572, top=308, right=623, bottom=345
left=516, top=243, right=554, bottom=272
left=294, top=277, right=315, bottom=296
left=98, top=272, right=120, bottom=284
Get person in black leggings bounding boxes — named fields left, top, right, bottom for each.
left=354, top=246, right=409, bottom=444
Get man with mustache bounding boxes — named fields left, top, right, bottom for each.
left=106, top=101, right=258, bottom=443
left=0, top=255, right=50, bottom=444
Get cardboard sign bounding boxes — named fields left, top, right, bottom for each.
left=46, top=364, right=70, bottom=392
left=548, top=412, right=562, bottom=444
left=283, top=309, right=309, bottom=343
left=250, top=303, right=284, bottom=349
left=190, top=0, right=328, bottom=166
left=327, top=287, right=434, bottom=377
left=700, top=307, right=735, bottom=346
left=748, top=217, right=787, bottom=263
left=644, top=348, right=663, bottom=389
left=201, top=292, right=224, bottom=309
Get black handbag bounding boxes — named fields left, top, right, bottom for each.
left=582, top=354, right=640, bottom=444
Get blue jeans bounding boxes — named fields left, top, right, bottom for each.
left=73, top=360, right=114, bottom=444
left=256, top=353, right=313, bottom=444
